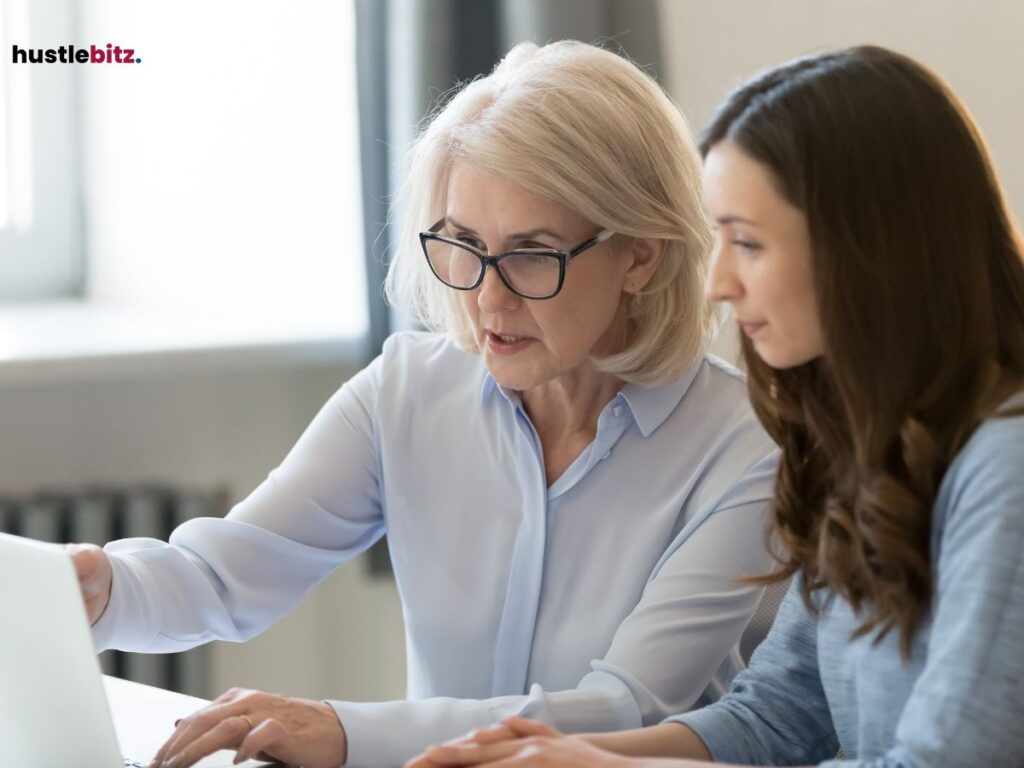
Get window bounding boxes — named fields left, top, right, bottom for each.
left=2, top=0, right=367, bottom=352
left=80, top=0, right=368, bottom=344
left=0, top=0, right=84, bottom=302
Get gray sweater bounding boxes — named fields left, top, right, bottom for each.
left=670, top=403, right=1024, bottom=767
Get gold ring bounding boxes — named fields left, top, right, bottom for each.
left=239, top=714, right=255, bottom=732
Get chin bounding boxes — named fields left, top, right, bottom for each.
left=749, top=335, right=811, bottom=370
left=488, top=372, right=545, bottom=392
left=483, top=357, right=541, bottom=391
left=751, top=337, right=822, bottom=370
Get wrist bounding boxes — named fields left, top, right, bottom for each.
left=319, top=700, right=347, bottom=766
left=94, top=563, right=114, bottom=625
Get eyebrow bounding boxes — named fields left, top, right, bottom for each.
left=714, top=214, right=760, bottom=228
left=444, top=217, right=566, bottom=242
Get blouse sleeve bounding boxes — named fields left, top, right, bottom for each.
left=92, top=350, right=386, bottom=653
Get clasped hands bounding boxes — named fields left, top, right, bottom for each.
left=405, top=717, right=627, bottom=768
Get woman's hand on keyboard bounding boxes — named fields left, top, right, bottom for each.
left=149, top=686, right=347, bottom=768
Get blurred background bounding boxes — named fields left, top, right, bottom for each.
left=1, top=0, right=1021, bottom=703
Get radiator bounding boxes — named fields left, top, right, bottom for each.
left=0, top=485, right=226, bottom=698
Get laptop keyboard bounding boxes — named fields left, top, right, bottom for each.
left=123, top=761, right=149, bottom=768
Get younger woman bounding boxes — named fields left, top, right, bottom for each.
left=416, top=44, right=1024, bottom=768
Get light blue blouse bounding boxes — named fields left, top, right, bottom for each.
left=670, top=398, right=1024, bottom=767
left=93, top=331, right=778, bottom=768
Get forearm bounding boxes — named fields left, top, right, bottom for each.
left=94, top=518, right=348, bottom=653
left=333, top=681, right=655, bottom=768
left=584, top=722, right=711, bottom=761
left=586, top=727, right=811, bottom=768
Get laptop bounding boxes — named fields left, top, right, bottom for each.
left=0, top=532, right=270, bottom=767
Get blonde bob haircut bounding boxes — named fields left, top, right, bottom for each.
left=385, top=40, right=714, bottom=385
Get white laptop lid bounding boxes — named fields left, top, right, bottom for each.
left=0, top=532, right=273, bottom=768
left=0, top=532, right=124, bottom=767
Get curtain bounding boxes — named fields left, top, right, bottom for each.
left=355, top=0, right=663, bottom=358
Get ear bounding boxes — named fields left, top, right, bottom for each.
left=622, top=237, right=667, bottom=294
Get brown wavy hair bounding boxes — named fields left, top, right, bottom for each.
left=702, top=46, right=1024, bottom=656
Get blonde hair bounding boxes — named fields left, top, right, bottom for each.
left=384, top=40, right=714, bottom=385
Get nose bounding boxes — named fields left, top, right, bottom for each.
left=476, top=264, right=521, bottom=314
left=705, top=242, right=742, bottom=304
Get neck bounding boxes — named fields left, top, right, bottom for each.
left=520, top=363, right=625, bottom=439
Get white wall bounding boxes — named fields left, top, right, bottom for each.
left=660, top=0, right=1024, bottom=364
left=0, top=357, right=406, bottom=702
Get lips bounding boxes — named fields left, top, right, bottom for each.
left=485, top=330, right=531, bottom=343
left=484, top=330, right=535, bottom=354
left=738, top=320, right=767, bottom=337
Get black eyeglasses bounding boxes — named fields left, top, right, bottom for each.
left=419, top=219, right=615, bottom=300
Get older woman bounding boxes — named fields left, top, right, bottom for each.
left=69, top=41, right=777, bottom=768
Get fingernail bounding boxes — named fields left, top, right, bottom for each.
left=174, top=719, right=182, bottom=727
left=164, top=758, right=180, bottom=768
left=233, top=750, right=247, bottom=765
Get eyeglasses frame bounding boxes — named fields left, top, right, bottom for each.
left=418, top=219, right=616, bottom=300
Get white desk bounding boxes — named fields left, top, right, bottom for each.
left=103, top=676, right=272, bottom=767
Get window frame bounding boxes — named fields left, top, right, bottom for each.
left=0, top=0, right=84, bottom=302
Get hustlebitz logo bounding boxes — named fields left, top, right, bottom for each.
left=12, top=44, right=141, bottom=64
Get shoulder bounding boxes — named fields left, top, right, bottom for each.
left=380, top=329, right=466, bottom=364
left=679, top=354, right=772, bottom=446
left=703, top=352, right=748, bottom=385
left=686, top=354, right=755, bottom=412
left=378, top=330, right=483, bottom=380
left=699, top=353, right=751, bottom=397
left=650, top=354, right=779, bottom=486
left=944, top=400, right=1024, bottom=495
left=368, top=330, right=488, bottom=411
left=935, top=396, right=1024, bottom=544
left=328, top=331, right=481, bottom=407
